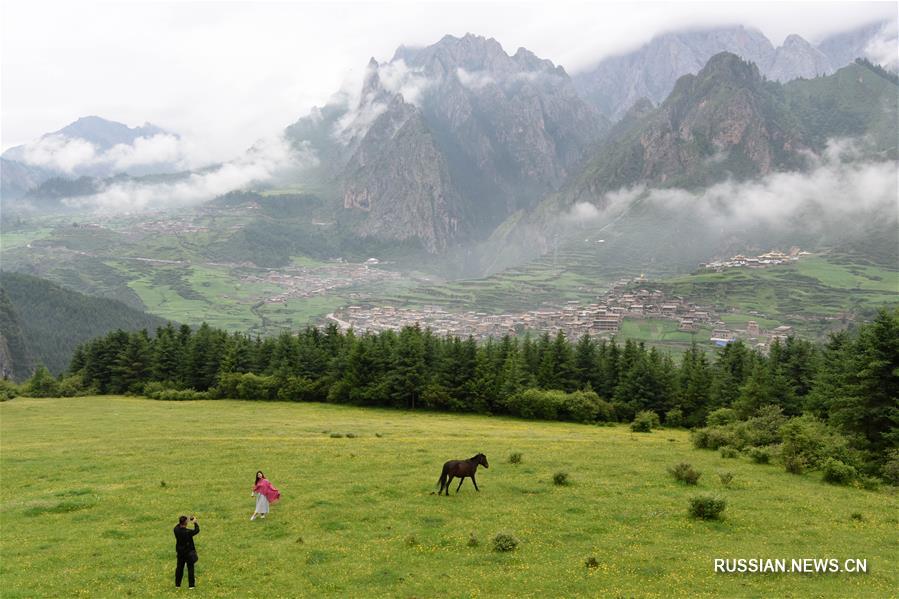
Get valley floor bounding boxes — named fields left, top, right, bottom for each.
left=1, top=397, right=896, bottom=597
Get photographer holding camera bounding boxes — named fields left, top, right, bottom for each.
left=173, top=514, right=200, bottom=588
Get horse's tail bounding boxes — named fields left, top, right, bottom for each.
left=437, top=464, right=448, bottom=490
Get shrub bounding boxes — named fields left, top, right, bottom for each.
left=881, top=450, right=899, bottom=486
left=631, top=410, right=660, bottom=433
left=850, top=512, right=864, bottom=521
left=585, top=556, right=599, bottom=569
left=743, top=405, right=787, bottom=447
left=277, top=376, right=319, bottom=402
left=669, top=463, right=701, bottom=485
left=718, top=472, right=734, bottom=487
left=822, top=458, right=856, bottom=485
left=467, top=533, right=479, bottom=547
left=344, top=433, right=357, bottom=439
left=492, top=532, right=519, bottom=552
left=0, top=379, right=20, bottom=401
left=25, top=365, right=59, bottom=397
left=780, top=415, right=851, bottom=470
left=692, top=429, right=711, bottom=449
left=706, top=408, right=738, bottom=427
left=329, top=433, right=344, bottom=438
left=508, top=452, right=522, bottom=465
left=151, top=389, right=209, bottom=401
left=688, top=495, right=726, bottom=520
left=749, top=447, right=772, bottom=464
left=783, top=455, right=806, bottom=475
left=553, top=471, right=570, bottom=486
left=719, top=446, right=739, bottom=459
left=665, top=408, right=684, bottom=428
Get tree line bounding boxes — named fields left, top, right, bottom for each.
left=12, top=308, right=898, bottom=479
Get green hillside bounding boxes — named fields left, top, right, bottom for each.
left=0, top=272, right=168, bottom=376
left=1, top=397, right=895, bottom=598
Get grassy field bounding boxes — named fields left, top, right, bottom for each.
left=1, top=397, right=896, bottom=598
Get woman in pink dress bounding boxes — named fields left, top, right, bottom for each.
left=251, top=471, right=281, bottom=520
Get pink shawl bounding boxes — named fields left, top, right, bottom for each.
left=253, top=479, right=281, bottom=503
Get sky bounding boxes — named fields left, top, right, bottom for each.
left=2, top=0, right=896, bottom=162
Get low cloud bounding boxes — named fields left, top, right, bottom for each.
left=597, top=138, right=897, bottom=231
left=20, top=132, right=188, bottom=174
left=22, top=135, right=98, bottom=173
left=456, top=67, right=495, bottom=90
left=62, top=135, right=314, bottom=212
left=864, top=20, right=899, bottom=70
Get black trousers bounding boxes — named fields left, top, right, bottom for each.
left=175, top=555, right=196, bottom=587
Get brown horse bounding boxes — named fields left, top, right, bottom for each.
left=436, top=453, right=489, bottom=495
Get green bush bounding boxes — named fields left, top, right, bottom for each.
left=553, top=471, right=570, bottom=486
left=692, top=429, right=711, bottom=449
left=822, top=458, right=857, bottom=485
left=706, top=408, right=738, bottom=427
left=0, top=379, right=20, bottom=401
left=688, top=495, right=726, bottom=520
left=585, top=556, right=599, bottom=569
left=881, top=450, right=899, bottom=486
left=780, top=415, right=851, bottom=470
left=783, top=455, right=806, bottom=474
left=152, top=389, right=209, bottom=401
left=718, top=472, right=734, bottom=487
left=492, top=532, right=519, bottom=552
left=749, top=447, right=772, bottom=464
left=743, top=405, right=787, bottom=446
left=719, top=446, right=739, bottom=459
left=669, top=463, right=701, bottom=485
left=505, top=389, right=613, bottom=423
left=631, top=410, right=660, bottom=432
left=664, top=408, right=684, bottom=428
left=467, top=533, right=479, bottom=547
left=508, top=452, right=522, bottom=465
left=25, top=365, right=59, bottom=397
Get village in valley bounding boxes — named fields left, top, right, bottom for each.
left=328, top=278, right=795, bottom=351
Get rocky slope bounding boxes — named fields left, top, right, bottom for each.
left=562, top=52, right=898, bottom=204
left=285, top=34, right=607, bottom=252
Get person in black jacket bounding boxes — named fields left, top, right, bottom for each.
left=173, top=515, right=200, bottom=588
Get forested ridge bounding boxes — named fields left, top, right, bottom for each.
left=0, top=271, right=168, bottom=375
left=10, top=308, right=898, bottom=483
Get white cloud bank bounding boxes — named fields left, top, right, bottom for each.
left=566, top=139, right=898, bottom=231
left=20, top=133, right=187, bottom=174
left=62, top=135, right=315, bottom=212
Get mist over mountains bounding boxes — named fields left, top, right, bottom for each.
left=1, top=19, right=896, bottom=267
left=572, top=20, right=897, bottom=120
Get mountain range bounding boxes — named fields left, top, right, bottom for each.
left=1, top=116, right=181, bottom=200
left=2, top=20, right=896, bottom=257
left=573, top=20, right=896, bottom=120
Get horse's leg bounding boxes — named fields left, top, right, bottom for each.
left=456, top=477, right=465, bottom=493
left=444, top=476, right=453, bottom=495
left=472, top=474, right=480, bottom=491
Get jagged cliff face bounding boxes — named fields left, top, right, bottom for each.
left=567, top=53, right=801, bottom=202
left=561, top=51, right=897, bottom=207
left=286, top=34, right=606, bottom=252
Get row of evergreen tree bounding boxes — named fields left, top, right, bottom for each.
left=29, top=308, right=898, bottom=470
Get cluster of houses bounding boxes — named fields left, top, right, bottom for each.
left=700, top=248, right=811, bottom=271
left=243, top=263, right=402, bottom=305
left=330, top=280, right=797, bottom=351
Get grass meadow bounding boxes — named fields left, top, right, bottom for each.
left=1, top=397, right=896, bottom=598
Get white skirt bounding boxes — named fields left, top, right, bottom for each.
left=255, top=492, right=270, bottom=513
